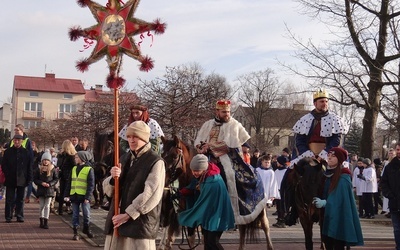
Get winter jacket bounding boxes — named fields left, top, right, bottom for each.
left=57, top=152, right=76, bottom=181
left=380, top=157, right=400, bottom=212
left=64, top=164, right=95, bottom=203
left=33, top=166, right=59, bottom=197
left=2, top=145, right=33, bottom=187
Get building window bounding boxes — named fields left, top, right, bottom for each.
left=64, top=94, right=73, bottom=99
left=24, top=120, right=41, bottom=129
left=59, top=104, right=77, bottom=118
left=24, top=102, right=43, bottom=117
left=29, top=92, right=39, bottom=97
left=273, top=135, right=280, bottom=146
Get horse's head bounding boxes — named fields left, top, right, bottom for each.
left=161, top=135, right=191, bottom=187
left=293, top=157, right=325, bottom=205
left=93, top=131, right=114, bottom=163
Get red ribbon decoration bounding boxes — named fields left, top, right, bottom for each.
left=147, top=31, right=154, bottom=47
left=79, top=38, right=95, bottom=52
left=138, top=33, right=145, bottom=47
left=138, top=32, right=154, bottom=48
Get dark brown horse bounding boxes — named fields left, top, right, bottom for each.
left=92, top=131, right=118, bottom=209
left=159, top=135, right=195, bottom=250
left=283, top=157, right=325, bottom=250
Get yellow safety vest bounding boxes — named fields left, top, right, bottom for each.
left=10, top=137, right=28, bottom=148
left=70, top=166, right=91, bottom=196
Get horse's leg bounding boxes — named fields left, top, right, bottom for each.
left=163, top=224, right=175, bottom=250
left=91, top=182, right=100, bottom=208
left=157, top=226, right=168, bottom=250
left=186, top=227, right=196, bottom=249
left=299, top=216, right=313, bottom=250
left=319, top=216, right=325, bottom=250
left=238, top=225, right=246, bottom=250
left=259, top=209, right=274, bottom=250
left=98, top=178, right=105, bottom=206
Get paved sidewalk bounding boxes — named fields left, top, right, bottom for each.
left=0, top=198, right=98, bottom=249
left=0, top=196, right=396, bottom=249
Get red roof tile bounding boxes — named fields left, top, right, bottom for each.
left=14, top=73, right=85, bottom=94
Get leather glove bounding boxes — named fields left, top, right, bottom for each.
left=357, top=174, right=366, bottom=180
left=313, top=197, right=327, bottom=208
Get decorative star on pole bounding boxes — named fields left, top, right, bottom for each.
left=69, top=0, right=166, bottom=89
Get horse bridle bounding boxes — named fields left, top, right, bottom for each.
left=165, top=145, right=185, bottom=186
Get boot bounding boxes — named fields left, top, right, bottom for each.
left=83, top=224, right=94, bottom=238
left=43, top=218, right=49, bottom=229
left=273, top=218, right=287, bottom=228
left=100, top=201, right=110, bottom=211
left=73, top=227, right=80, bottom=241
left=39, top=218, right=44, bottom=228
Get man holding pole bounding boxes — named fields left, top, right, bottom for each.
left=103, top=121, right=165, bottom=250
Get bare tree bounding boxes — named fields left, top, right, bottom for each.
left=283, top=0, right=400, bottom=158
left=235, top=69, right=309, bottom=151
left=50, top=89, right=139, bottom=146
left=136, top=63, right=231, bottom=144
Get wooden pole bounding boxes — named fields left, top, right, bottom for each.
left=113, top=87, right=120, bottom=236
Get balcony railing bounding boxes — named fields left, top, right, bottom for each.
left=21, top=111, right=44, bottom=120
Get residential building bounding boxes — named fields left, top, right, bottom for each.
left=12, top=73, right=86, bottom=129
left=0, top=103, right=12, bottom=131
left=234, top=103, right=309, bottom=154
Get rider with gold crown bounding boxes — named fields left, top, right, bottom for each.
left=291, top=89, right=348, bottom=166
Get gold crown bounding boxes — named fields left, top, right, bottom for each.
left=215, top=99, right=231, bottom=110
left=313, top=89, right=329, bottom=101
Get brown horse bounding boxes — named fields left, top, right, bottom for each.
left=283, top=157, right=325, bottom=250
left=159, top=135, right=195, bottom=250
left=160, top=136, right=273, bottom=250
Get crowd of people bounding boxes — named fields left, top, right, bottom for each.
left=0, top=90, right=399, bottom=250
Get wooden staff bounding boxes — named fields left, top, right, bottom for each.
left=113, top=87, right=120, bottom=236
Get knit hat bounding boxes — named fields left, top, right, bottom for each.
left=126, top=121, right=151, bottom=142
left=357, top=157, right=364, bottom=163
left=242, top=142, right=250, bottom=149
left=362, top=158, right=372, bottom=166
left=77, top=151, right=93, bottom=163
left=328, top=147, right=348, bottom=168
left=373, top=158, right=382, bottom=166
left=190, top=154, right=209, bottom=171
left=41, top=150, right=52, bottom=162
left=277, top=156, right=289, bottom=166
left=282, top=147, right=290, bottom=154
left=13, top=134, right=23, bottom=139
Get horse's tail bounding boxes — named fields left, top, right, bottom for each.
left=239, top=219, right=260, bottom=245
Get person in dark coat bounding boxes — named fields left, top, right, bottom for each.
left=380, top=143, right=400, bottom=250
left=33, top=150, right=59, bottom=229
left=2, top=134, right=33, bottom=223
left=56, top=139, right=77, bottom=215
left=250, top=148, right=260, bottom=168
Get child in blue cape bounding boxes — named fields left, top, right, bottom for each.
left=313, top=147, right=363, bottom=249
left=178, top=154, right=234, bottom=250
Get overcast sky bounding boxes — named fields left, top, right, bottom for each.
left=0, top=0, right=329, bottom=104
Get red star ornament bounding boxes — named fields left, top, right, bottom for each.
left=69, top=0, right=166, bottom=89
